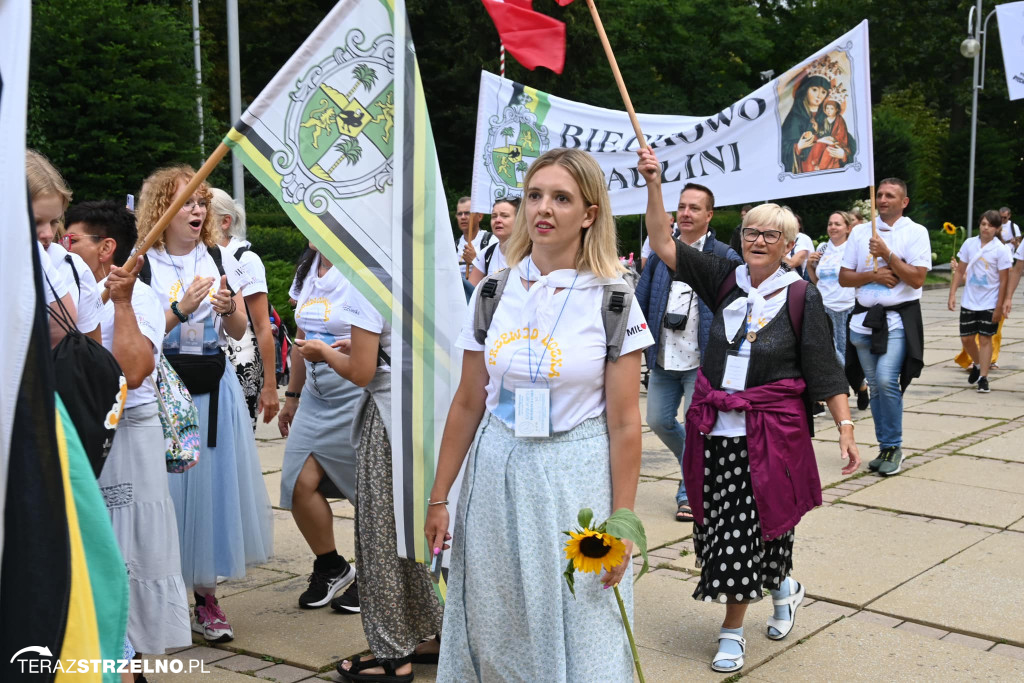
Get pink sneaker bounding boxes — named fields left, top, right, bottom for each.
left=191, top=595, right=234, bottom=642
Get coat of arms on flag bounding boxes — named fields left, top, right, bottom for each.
left=481, top=83, right=551, bottom=204
left=282, top=31, right=396, bottom=205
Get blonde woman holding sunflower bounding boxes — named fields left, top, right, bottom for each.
left=425, top=148, right=654, bottom=682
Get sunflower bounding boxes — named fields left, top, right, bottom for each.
left=943, top=222, right=957, bottom=235
left=564, top=528, right=627, bottom=574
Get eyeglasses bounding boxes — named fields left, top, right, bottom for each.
left=181, top=199, right=208, bottom=211
left=59, top=233, right=103, bottom=249
left=455, top=211, right=471, bottom=217
left=741, top=227, right=783, bottom=244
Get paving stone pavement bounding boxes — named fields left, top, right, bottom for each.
left=143, top=289, right=1024, bottom=681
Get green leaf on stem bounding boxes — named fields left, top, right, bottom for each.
left=604, top=507, right=649, bottom=582
left=577, top=507, right=594, bottom=530
left=563, top=558, right=576, bottom=598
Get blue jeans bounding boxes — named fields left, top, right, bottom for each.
left=462, top=276, right=475, bottom=301
left=826, top=307, right=852, bottom=365
left=646, top=365, right=698, bottom=505
left=850, top=328, right=906, bottom=449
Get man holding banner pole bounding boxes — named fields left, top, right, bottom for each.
left=839, top=179, right=930, bottom=477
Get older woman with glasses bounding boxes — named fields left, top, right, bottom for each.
left=639, top=149, right=860, bottom=674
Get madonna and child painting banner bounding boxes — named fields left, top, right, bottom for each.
left=471, top=21, right=873, bottom=214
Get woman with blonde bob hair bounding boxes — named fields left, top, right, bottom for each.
left=138, top=165, right=273, bottom=643
left=426, top=148, right=655, bottom=682
left=639, top=148, right=859, bottom=673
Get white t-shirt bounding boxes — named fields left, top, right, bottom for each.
left=456, top=257, right=654, bottom=433
left=97, top=277, right=164, bottom=408
left=958, top=236, right=1012, bottom=311
left=658, top=234, right=706, bottom=372
left=842, top=217, right=932, bottom=335
left=814, top=240, right=855, bottom=312
left=47, top=242, right=103, bottom=334
left=456, top=230, right=491, bottom=277
left=38, top=242, right=69, bottom=305
left=471, top=242, right=508, bottom=278
left=1001, top=221, right=1020, bottom=244
left=146, top=244, right=227, bottom=353
left=1013, top=240, right=1024, bottom=262
left=337, top=285, right=392, bottom=372
left=294, top=253, right=359, bottom=344
left=220, top=238, right=268, bottom=296
left=789, top=232, right=814, bottom=276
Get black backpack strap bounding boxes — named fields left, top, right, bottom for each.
left=234, top=245, right=251, bottom=260
left=602, top=282, right=634, bottom=363
left=479, top=231, right=492, bottom=249
left=787, top=279, right=808, bottom=342
left=64, top=254, right=81, bottom=291
left=482, top=242, right=499, bottom=274
left=473, top=268, right=512, bottom=344
left=137, top=253, right=153, bottom=286
left=209, top=246, right=236, bottom=296
left=715, top=268, right=739, bottom=310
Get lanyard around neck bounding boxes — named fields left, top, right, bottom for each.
left=526, top=259, right=577, bottom=384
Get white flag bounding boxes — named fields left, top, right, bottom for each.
left=472, top=21, right=874, bottom=214
left=997, top=1, right=1024, bottom=101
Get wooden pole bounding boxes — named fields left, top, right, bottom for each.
left=869, top=184, right=878, bottom=272
left=465, top=212, right=483, bottom=277
left=101, top=141, right=231, bottom=302
left=584, top=0, right=646, bottom=150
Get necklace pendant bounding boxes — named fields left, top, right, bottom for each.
left=746, top=331, right=758, bottom=343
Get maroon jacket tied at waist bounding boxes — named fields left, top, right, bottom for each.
left=683, top=371, right=822, bottom=541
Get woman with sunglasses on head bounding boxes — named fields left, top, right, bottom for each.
left=27, top=149, right=104, bottom=342
left=639, top=148, right=860, bottom=674
left=66, top=200, right=192, bottom=656
left=137, top=166, right=273, bottom=643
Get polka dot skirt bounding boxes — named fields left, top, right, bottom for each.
left=691, top=435, right=794, bottom=604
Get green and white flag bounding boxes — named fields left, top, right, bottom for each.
left=224, top=0, right=465, bottom=566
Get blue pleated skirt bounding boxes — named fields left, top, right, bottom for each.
left=166, top=367, right=273, bottom=589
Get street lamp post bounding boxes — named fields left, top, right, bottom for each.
left=962, top=1, right=998, bottom=238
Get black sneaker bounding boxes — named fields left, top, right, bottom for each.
left=857, top=386, right=870, bottom=411
left=330, top=578, right=360, bottom=614
left=968, top=365, right=981, bottom=385
left=812, top=402, right=826, bottom=417
left=977, top=377, right=991, bottom=393
left=299, top=562, right=355, bottom=609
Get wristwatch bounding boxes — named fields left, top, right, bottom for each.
left=835, top=419, right=855, bottom=429
left=284, top=391, right=301, bottom=399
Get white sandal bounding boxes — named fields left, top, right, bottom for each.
left=766, top=580, right=805, bottom=641
left=710, top=632, right=746, bottom=673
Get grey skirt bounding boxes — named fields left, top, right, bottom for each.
left=280, top=359, right=361, bottom=508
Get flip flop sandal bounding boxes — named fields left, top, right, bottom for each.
left=336, top=655, right=381, bottom=676
left=710, top=633, right=745, bottom=673
left=410, top=635, right=440, bottom=665
left=336, top=655, right=413, bottom=683
left=675, top=503, right=695, bottom=523
left=766, top=580, right=805, bottom=641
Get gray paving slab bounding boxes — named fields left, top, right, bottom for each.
left=844, top=475, right=1024, bottom=527
left=959, top=425, right=1024, bottom=462
left=217, top=654, right=275, bottom=672
left=217, top=575, right=369, bottom=670
left=858, top=413, right=1002, bottom=451
left=219, top=566, right=296, bottom=598
left=634, top=478, right=691, bottom=553
left=904, top=455, right=1024, bottom=495
left=750, top=617, right=1024, bottom=681
left=1011, top=518, right=1024, bottom=532
left=871, top=531, right=1024, bottom=644
left=257, top=509, right=355, bottom=575
left=905, top=398, right=1024, bottom=419
left=632, top=572, right=838, bottom=676
left=258, top=439, right=286, bottom=473
left=265, top=470, right=283, bottom=508
left=793, top=505, right=987, bottom=607
left=813, top=440, right=877, bottom=488
left=255, top=662, right=317, bottom=682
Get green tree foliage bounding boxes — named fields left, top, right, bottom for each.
left=29, top=0, right=207, bottom=200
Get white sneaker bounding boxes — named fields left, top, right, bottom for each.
left=192, top=595, right=234, bottom=642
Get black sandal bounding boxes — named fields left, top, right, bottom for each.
left=410, top=635, right=440, bottom=665
left=336, top=655, right=413, bottom=683
left=675, top=503, right=694, bottom=523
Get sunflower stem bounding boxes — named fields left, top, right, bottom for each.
left=613, top=584, right=645, bottom=683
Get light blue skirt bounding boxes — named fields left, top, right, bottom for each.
left=166, top=367, right=274, bottom=589
left=437, top=413, right=634, bottom=683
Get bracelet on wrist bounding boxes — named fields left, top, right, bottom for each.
left=170, top=301, right=188, bottom=323
left=284, top=390, right=301, bottom=399
left=427, top=499, right=449, bottom=507
left=836, top=419, right=855, bottom=430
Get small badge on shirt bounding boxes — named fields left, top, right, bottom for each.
left=514, top=386, right=551, bottom=438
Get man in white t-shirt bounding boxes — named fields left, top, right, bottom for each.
left=840, top=178, right=931, bottom=476
left=784, top=228, right=814, bottom=279
left=453, top=196, right=491, bottom=287
left=948, top=214, right=1011, bottom=393
left=1000, top=207, right=1021, bottom=249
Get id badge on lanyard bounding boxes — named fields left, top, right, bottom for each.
left=514, top=385, right=551, bottom=438
left=180, top=320, right=205, bottom=355
left=721, top=351, right=749, bottom=390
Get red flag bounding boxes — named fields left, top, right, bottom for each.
left=480, top=0, right=566, bottom=74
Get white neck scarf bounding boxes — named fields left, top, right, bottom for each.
left=722, top=265, right=802, bottom=341
left=515, top=256, right=618, bottom=327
